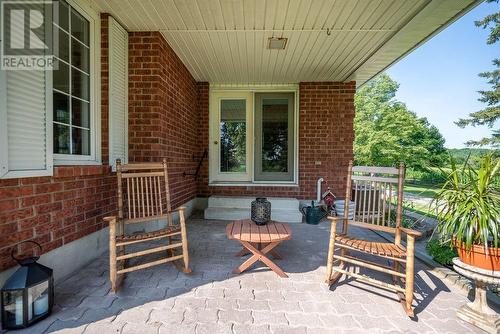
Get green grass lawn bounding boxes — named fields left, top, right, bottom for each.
left=403, top=183, right=440, bottom=219
left=403, top=201, right=438, bottom=219
left=404, top=184, right=441, bottom=198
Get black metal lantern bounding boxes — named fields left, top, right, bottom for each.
left=1, top=241, right=54, bottom=329
left=251, top=197, right=271, bottom=225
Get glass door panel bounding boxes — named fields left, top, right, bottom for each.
left=210, top=92, right=252, bottom=182
left=254, top=93, right=294, bottom=181
left=220, top=100, right=246, bottom=173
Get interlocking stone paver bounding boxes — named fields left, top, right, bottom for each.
left=232, top=324, right=270, bottom=334
left=386, top=317, right=437, bottom=333
left=219, top=309, right=252, bottom=324
left=298, top=301, right=335, bottom=314
left=195, top=287, right=225, bottom=298
left=253, top=290, right=282, bottom=301
left=83, top=322, right=124, bottom=334
left=268, top=300, right=302, bottom=312
left=164, top=286, right=192, bottom=298
left=56, top=293, right=86, bottom=308
left=205, top=297, right=239, bottom=310
left=12, top=218, right=490, bottom=334
left=237, top=299, right=270, bottom=311
left=319, top=314, right=358, bottom=329
left=183, top=307, right=218, bottom=324
left=270, top=325, right=308, bottom=334
left=45, top=320, right=87, bottom=333
left=78, top=295, right=117, bottom=309
left=173, top=296, right=207, bottom=310
left=121, top=322, right=160, bottom=334
left=252, top=310, right=288, bottom=325
left=78, top=305, right=122, bottom=324
left=224, top=288, right=255, bottom=300
left=109, top=295, right=149, bottom=310
left=285, top=312, right=324, bottom=328
left=113, top=307, right=152, bottom=324
left=354, top=315, right=399, bottom=331
left=149, top=308, right=184, bottom=325
left=195, top=322, right=233, bottom=334
left=332, top=302, right=369, bottom=316
left=158, top=323, right=196, bottom=334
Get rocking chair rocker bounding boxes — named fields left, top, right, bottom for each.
left=105, top=159, right=191, bottom=292
left=325, top=161, right=421, bottom=316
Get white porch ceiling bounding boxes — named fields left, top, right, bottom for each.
left=90, top=0, right=480, bottom=86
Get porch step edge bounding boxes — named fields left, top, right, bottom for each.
left=204, top=207, right=302, bottom=223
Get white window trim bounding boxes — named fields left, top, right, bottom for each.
left=208, top=84, right=299, bottom=187
left=54, top=0, right=101, bottom=166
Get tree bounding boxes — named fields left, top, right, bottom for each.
left=354, top=74, right=447, bottom=169
left=456, top=0, right=499, bottom=147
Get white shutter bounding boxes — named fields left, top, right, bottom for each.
left=0, top=69, right=53, bottom=179
left=108, top=17, right=128, bottom=170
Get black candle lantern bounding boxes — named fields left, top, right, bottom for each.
left=251, top=197, right=271, bottom=225
left=1, top=241, right=54, bottom=329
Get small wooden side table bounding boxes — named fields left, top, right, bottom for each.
left=452, top=257, right=500, bottom=333
left=226, top=219, right=292, bottom=278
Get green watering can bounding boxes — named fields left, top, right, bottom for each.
left=301, top=201, right=327, bottom=225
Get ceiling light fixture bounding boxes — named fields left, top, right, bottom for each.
left=268, top=37, right=287, bottom=50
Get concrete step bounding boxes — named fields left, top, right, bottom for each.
left=207, top=196, right=299, bottom=210
left=204, top=196, right=302, bottom=223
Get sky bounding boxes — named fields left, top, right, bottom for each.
left=386, top=1, right=499, bottom=149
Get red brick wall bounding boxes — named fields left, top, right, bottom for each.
left=0, top=167, right=115, bottom=270
left=128, top=32, right=200, bottom=209
left=197, top=82, right=356, bottom=199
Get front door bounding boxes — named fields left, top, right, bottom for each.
left=210, top=92, right=253, bottom=182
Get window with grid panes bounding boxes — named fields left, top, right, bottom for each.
left=52, top=0, right=91, bottom=156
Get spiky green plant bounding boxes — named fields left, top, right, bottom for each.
left=433, top=154, right=500, bottom=250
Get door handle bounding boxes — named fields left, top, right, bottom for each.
left=214, top=141, right=218, bottom=145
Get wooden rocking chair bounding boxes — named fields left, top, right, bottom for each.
left=325, top=161, right=421, bottom=316
left=104, top=159, right=191, bottom=292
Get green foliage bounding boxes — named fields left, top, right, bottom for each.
left=456, top=0, right=499, bottom=147
left=447, top=148, right=498, bottom=165
left=433, top=154, right=500, bottom=249
left=406, top=167, right=446, bottom=185
left=354, top=74, right=447, bottom=169
left=387, top=200, right=418, bottom=229
left=220, top=122, right=246, bottom=172
left=426, top=239, right=458, bottom=266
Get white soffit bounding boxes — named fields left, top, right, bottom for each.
left=90, top=0, right=481, bottom=86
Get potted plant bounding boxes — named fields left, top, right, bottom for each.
left=433, top=154, right=499, bottom=271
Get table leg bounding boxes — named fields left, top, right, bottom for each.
left=233, top=241, right=288, bottom=278
left=236, top=243, right=259, bottom=257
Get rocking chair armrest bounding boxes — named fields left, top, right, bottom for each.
left=104, top=216, right=117, bottom=225
left=169, top=207, right=186, bottom=214
left=399, top=227, right=422, bottom=237
left=327, top=216, right=346, bottom=225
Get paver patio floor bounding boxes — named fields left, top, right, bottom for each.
left=7, top=217, right=496, bottom=334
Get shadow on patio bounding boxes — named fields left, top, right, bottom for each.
left=10, top=216, right=485, bottom=334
